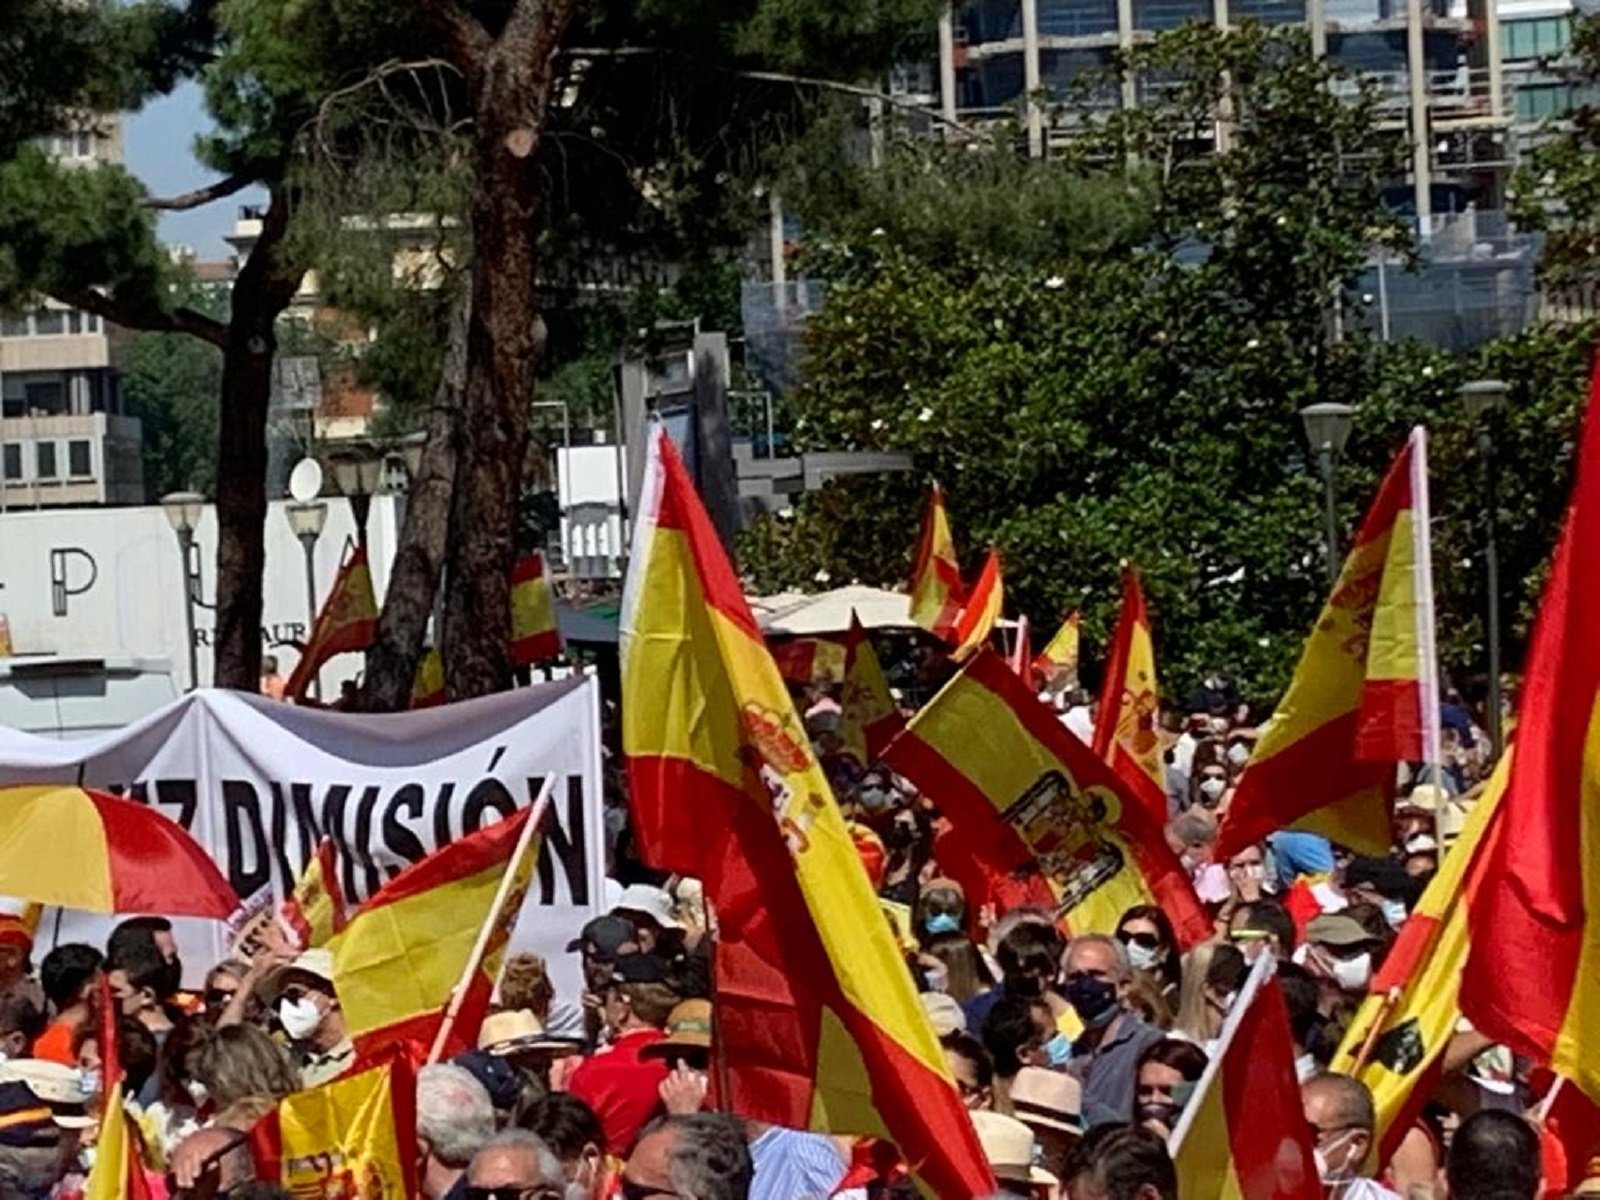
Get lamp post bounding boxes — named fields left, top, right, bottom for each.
left=1460, top=378, right=1510, bottom=759
left=326, top=441, right=385, bottom=549
left=1298, top=402, right=1358, bottom=586
left=160, top=490, right=206, bottom=690
left=286, top=499, right=329, bottom=699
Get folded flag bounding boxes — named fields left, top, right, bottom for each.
left=279, top=838, right=349, bottom=951
left=85, top=977, right=153, bottom=1200
left=1219, top=427, right=1439, bottom=859
left=1093, top=567, right=1168, bottom=830
left=621, top=425, right=995, bottom=1197
left=951, top=549, right=1004, bottom=661
left=510, top=552, right=562, bottom=668
left=771, top=637, right=848, bottom=686
left=909, top=483, right=965, bottom=642
left=251, top=1052, right=417, bottom=1198
left=1169, top=955, right=1320, bottom=1200
left=1034, top=612, right=1081, bottom=690
left=1460, top=360, right=1600, bottom=1106
left=285, top=545, right=379, bottom=701
left=327, top=806, right=539, bottom=1063
left=884, top=650, right=1211, bottom=949
left=840, top=614, right=904, bottom=767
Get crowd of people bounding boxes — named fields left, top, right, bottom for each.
left=0, top=649, right=1548, bottom=1200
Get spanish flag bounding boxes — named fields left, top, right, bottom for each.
left=840, top=614, right=903, bottom=767
left=909, top=483, right=965, bottom=642
left=884, top=650, right=1212, bottom=949
left=951, top=549, right=1004, bottom=661
left=1169, top=957, right=1319, bottom=1200
left=327, top=806, right=538, bottom=1062
left=251, top=1052, right=417, bottom=1198
left=85, top=979, right=153, bottom=1200
left=286, top=545, right=380, bottom=700
left=410, top=647, right=445, bottom=709
left=1034, top=612, right=1081, bottom=690
left=771, top=637, right=848, bottom=686
left=1218, top=427, right=1439, bottom=859
left=1332, top=754, right=1508, bottom=1162
left=621, top=426, right=995, bottom=1197
left=1093, top=567, right=1168, bottom=829
left=1460, top=362, right=1600, bottom=1106
left=510, top=552, right=562, bottom=668
left=280, top=838, right=349, bottom=951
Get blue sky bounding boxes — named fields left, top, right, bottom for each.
left=124, top=82, right=264, bottom=259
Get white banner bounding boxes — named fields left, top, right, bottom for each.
left=0, top=677, right=605, bottom=998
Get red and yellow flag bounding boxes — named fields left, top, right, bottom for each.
left=909, top=484, right=965, bottom=642
left=1333, top=754, right=1508, bottom=1162
left=841, top=614, right=904, bottom=767
left=1170, top=958, right=1320, bottom=1200
left=510, top=552, right=562, bottom=668
left=621, top=427, right=995, bottom=1197
left=280, top=838, right=349, bottom=951
left=1093, top=568, right=1168, bottom=829
left=1460, top=363, right=1600, bottom=1106
left=286, top=545, right=379, bottom=700
left=85, top=978, right=153, bottom=1200
left=884, top=650, right=1211, bottom=949
left=771, top=637, right=848, bottom=686
left=1218, top=427, right=1439, bottom=859
left=251, top=1052, right=417, bottom=1198
left=950, top=549, right=1004, bottom=661
left=410, top=647, right=445, bottom=709
left=328, top=806, right=538, bottom=1062
left=1033, top=611, right=1082, bottom=690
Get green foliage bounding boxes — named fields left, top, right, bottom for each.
left=1506, top=14, right=1600, bottom=290
left=741, top=24, right=1586, bottom=705
left=122, top=331, right=224, bottom=498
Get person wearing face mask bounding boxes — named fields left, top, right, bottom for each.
left=1301, top=1072, right=1398, bottom=1200
left=261, top=949, right=354, bottom=1088
left=1059, top=935, right=1164, bottom=1128
left=138, top=1017, right=210, bottom=1165
left=1114, top=907, right=1181, bottom=1006
left=965, top=919, right=1066, bottom=1032
left=1133, top=1038, right=1209, bottom=1139
left=1228, top=899, right=1298, bottom=966
left=1165, top=812, right=1230, bottom=906
left=982, top=995, right=1056, bottom=1112
left=1301, top=914, right=1386, bottom=1017
left=915, top=878, right=968, bottom=945
left=521, top=1092, right=610, bottom=1200
left=1340, top=859, right=1422, bottom=935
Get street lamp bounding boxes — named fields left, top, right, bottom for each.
left=160, top=490, right=206, bottom=690
left=1460, top=378, right=1510, bottom=759
left=285, top=499, right=329, bottom=699
left=326, top=441, right=385, bottom=548
left=1299, top=402, right=1358, bottom=586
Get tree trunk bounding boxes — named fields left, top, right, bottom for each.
left=437, top=7, right=571, bottom=700
left=357, top=289, right=470, bottom=711
left=211, top=187, right=305, bottom=690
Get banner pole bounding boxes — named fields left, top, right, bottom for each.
left=426, top=775, right=555, bottom=1064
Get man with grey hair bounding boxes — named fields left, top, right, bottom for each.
left=624, top=1114, right=753, bottom=1200
left=465, top=1129, right=565, bottom=1200
left=418, top=1063, right=498, bottom=1200
left=1060, top=933, right=1163, bottom=1129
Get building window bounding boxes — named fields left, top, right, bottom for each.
left=67, top=440, right=92, bottom=478
left=1517, top=82, right=1572, bottom=122
left=0, top=314, right=28, bottom=338
left=1504, top=16, right=1572, bottom=61
left=1, top=446, right=20, bottom=482
left=35, top=442, right=57, bottom=480
left=31, top=309, right=64, bottom=336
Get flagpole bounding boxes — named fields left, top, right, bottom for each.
left=1168, top=953, right=1274, bottom=1156
left=1348, top=986, right=1402, bottom=1075
left=426, top=775, right=555, bottom=1064
left=1410, top=427, right=1444, bottom=811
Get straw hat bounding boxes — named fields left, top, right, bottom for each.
left=641, top=1000, right=714, bottom=1060
left=477, top=1009, right=583, bottom=1057
left=1008, top=1066, right=1084, bottom=1137
left=0, top=1061, right=92, bottom=1129
left=972, top=1110, right=1057, bottom=1187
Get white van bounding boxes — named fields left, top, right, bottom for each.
left=0, top=656, right=181, bottom=739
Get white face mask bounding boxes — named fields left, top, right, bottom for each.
left=1380, top=899, right=1408, bottom=930
left=1226, top=742, right=1252, bottom=767
left=1330, top=952, right=1373, bottom=993
left=185, top=1079, right=210, bottom=1107
left=1315, top=1129, right=1361, bottom=1183
left=1199, top=777, right=1227, bottom=802
left=278, top=995, right=325, bottom=1041
left=1126, top=942, right=1160, bottom=972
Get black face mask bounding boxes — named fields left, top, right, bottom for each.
left=884, top=823, right=918, bottom=851
left=1062, top=975, right=1119, bottom=1027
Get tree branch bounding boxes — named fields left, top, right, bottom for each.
left=144, top=172, right=255, bottom=211
left=413, top=0, right=490, bottom=69
left=52, top=287, right=228, bottom=348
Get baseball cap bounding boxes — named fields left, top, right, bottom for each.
left=565, top=915, right=636, bottom=959
left=452, top=1049, right=521, bottom=1112
left=610, top=953, right=673, bottom=986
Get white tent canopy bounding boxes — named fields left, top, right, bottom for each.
left=751, top=584, right=1016, bottom=638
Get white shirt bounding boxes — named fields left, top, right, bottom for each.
left=1061, top=706, right=1095, bottom=743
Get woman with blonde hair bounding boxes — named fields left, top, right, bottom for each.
left=194, top=1024, right=300, bottom=1117
left=1170, top=941, right=1246, bottom=1049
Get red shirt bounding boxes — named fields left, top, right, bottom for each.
left=566, top=1028, right=669, bottom=1155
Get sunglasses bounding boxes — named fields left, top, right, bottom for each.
left=1118, top=930, right=1161, bottom=951
left=463, top=1189, right=562, bottom=1200
left=205, top=988, right=238, bottom=1007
